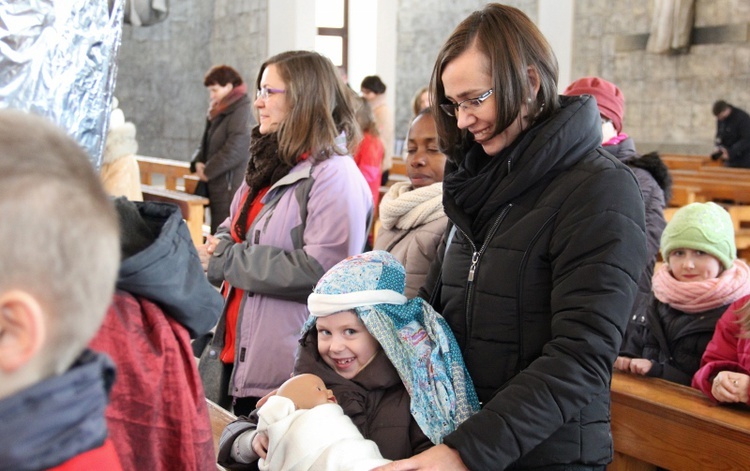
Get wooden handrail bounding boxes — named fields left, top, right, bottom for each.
left=136, top=155, right=192, bottom=191
left=207, top=398, right=236, bottom=470
left=609, top=371, right=750, bottom=470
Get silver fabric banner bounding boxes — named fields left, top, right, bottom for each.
left=0, top=0, right=125, bottom=169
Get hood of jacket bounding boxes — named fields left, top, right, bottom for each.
left=115, top=199, right=223, bottom=337
left=0, top=350, right=114, bottom=470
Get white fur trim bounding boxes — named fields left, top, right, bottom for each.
left=307, top=290, right=407, bottom=316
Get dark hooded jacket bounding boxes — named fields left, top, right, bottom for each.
left=217, top=328, right=431, bottom=469
left=604, top=139, right=671, bottom=357
left=420, top=95, right=647, bottom=470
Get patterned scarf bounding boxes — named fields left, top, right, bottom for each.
left=378, top=181, right=444, bottom=231
left=208, top=83, right=248, bottom=121
left=233, top=126, right=294, bottom=240
left=305, top=251, right=481, bottom=444
left=652, top=260, right=750, bottom=313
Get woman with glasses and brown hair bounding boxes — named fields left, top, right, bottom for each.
left=376, top=4, right=647, bottom=471
left=190, top=65, right=253, bottom=234
left=198, top=51, right=372, bottom=417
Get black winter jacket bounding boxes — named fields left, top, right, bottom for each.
left=421, top=96, right=647, bottom=470
left=604, top=139, right=670, bottom=356
left=640, top=297, right=727, bottom=385
left=715, top=105, right=750, bottom=168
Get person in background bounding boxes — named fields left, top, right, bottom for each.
left=374, top=108, right=448, bottom=298
left=361, top=75, right=395, bottom=185
left=100, top=97, right=143, bottom=201
left=191, top=64, right=253, bottom=233
left=563, top=77, right=671, bottom=363
left=711, top=100, right=750, bottom=168
left=200, top=51, right=372, bottom=417
left=411, top=85, right=430, bottom=116
left=376, top=4, right=648, bottom=470
left=693, top=294, right=750, bottom=405
left=89, top=198, right=222, bottom=471
left=616, top=202, right=750, bottom=385
left=0, top=110, right=122, bottom=470
left=353, top=96, right=384, bottom=210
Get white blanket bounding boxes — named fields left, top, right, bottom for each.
left=258, top=396, right=391, bottom=471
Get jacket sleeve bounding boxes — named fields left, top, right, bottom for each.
left=403, top=220, right=447, bottom=299
left=727, top=111, right=750, bottom=166
left=190, top=120, right=210, bottom=172
left=443, top=163, right=647, bottom=469
left=203, top=102, right=252, bottom=179
left=692, top=301, right=748, bottom=398
left=217, top=413, right=261, bottom=470
left=208, top=160, right=370, bottom=303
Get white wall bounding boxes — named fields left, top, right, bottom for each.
left=267, top=0, right=316, bottom=56
left=538, top=0, right=574, bottom=93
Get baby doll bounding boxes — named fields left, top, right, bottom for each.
left=255, top=373, right=390, bottom=471
left=615, top=202, right=750, bottom=384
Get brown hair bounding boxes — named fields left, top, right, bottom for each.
left=429, top=3, right=560, bottom=161
left=204, top=65, right=244, bottom=87
left=354, top=96, right=379, bottom=137
left=411, top=85, right=429, bottom=116
left=256, top=51, right=361, bottom=165
left=0, top=110, right=120, bottom=375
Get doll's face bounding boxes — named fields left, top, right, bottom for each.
left=668, top=248, right=722, bottom=282
left=276, top=374, right=336, bottom=409
left=316, top=310, right=380, bottom=380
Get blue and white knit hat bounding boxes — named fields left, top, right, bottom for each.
left=305, top=250, right=480, bottom=444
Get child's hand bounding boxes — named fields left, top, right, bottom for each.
left=252, top=431, right=269, bottom=459
left=712, top=372, right=750, bottom=403
left=256, top=389, right=278, bottom=409
left=614, top=356, right=632, bottom=371
left=628, top=358, right=652, bottom=375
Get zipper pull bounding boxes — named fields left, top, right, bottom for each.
left=468, top=251, right=480, bottom=282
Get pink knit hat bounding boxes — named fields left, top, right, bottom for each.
left=563, top=77, right=625, bottom=133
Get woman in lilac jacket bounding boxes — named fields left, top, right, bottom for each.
left=201, top=51, right=372, bottom=416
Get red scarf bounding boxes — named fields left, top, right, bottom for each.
left=208, top=83, right=248, bottom=121
left=220, top=186, right=270, bottom=363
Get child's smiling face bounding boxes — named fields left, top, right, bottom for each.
left=316, top=310, right=380, bottom=380
left=668, top=248, right=723, bottom=282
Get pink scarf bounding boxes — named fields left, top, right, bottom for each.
left=208, top=83, right=248, bottom=121
left=652, top=260, right=750, bottom=313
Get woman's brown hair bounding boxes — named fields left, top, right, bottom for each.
left=204, top=65, right=243, bottom=87
left=255, top=51, right=361, bottom=165
left=429, top=3, right=560, bottom=162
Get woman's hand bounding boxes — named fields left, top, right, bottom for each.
left=628, top=358, right=652, bottom=375
left=252, top=431, right=269, bottom=459
left=195, top=162, right=208, bottom=182
left=712, top=371, right=750, bottom=403
left=370, top=445, right=468, bottom=471
left=198, top=235, right=220, bottom=271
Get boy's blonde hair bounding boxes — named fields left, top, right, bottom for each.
left=0, top=110, right=120, bottom=375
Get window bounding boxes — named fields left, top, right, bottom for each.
left=315, top=0, right=348, bottom=74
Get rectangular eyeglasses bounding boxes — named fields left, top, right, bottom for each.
left=440, top=89, right=494, bottom=117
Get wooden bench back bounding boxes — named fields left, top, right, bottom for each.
left=609, top=371, right=750, bottom=470
left=207, top=399, right=237, bottom=470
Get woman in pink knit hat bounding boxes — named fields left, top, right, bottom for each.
left=564, top=76, right=672, bottom=363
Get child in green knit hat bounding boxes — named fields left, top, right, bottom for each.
left=615, top=202, right=750, bottom=384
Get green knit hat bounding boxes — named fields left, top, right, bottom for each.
left=660, top=202, right=736, bottom=269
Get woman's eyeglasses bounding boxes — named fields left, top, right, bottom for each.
left=440, top=89, right=493, bottom=117
left=256, top=87, right=286, bottom=101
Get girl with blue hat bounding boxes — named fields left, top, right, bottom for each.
left=218, top=251, right=479, bottom=468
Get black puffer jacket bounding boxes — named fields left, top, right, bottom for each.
left=421, top=96, right=647, bottom=470
left=604, top=139, right=671, bottom=356
left=641, top=297, right=727, bottom=385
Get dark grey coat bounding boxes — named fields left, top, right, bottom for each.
left=191, top=94, right=253, bottom=233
